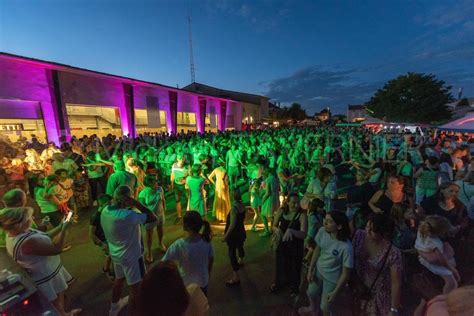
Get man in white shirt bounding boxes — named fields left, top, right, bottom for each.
left=101, top=185, right=157, bottom=316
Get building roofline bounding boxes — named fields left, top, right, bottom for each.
left=183, top=82, right=270, bottom=100
left=0, top=52, right=234, bottom=102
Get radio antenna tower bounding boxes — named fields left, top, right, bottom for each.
left=187, top=12, right=196, bottom=83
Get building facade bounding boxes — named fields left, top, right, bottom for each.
left=0, top=53, right=242, bottom=144
left=182, top=82, right=269, bottom=126
left=347, top=104, right=370, bottom=122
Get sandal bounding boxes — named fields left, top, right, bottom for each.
left=225, top=279, right=241, bottom=287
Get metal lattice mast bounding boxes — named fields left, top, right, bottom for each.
left=187, top=13, right=196, bottom=83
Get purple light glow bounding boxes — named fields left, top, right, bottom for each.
left=0, top=53, right=242, bottom=141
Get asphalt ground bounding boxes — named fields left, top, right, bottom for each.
left=13, top=170, right=474, bottom=315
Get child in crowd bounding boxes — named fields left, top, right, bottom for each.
left=249, top=177, right=262, bottom=232
left=89, top=194, right=113, bottom=279
left=138, top=174, right=166, bottom=264
left=56, top=169, right=77, bottom=222
left=73, top=170, right=90, bottom=210
left=415, top=215, right=459, bottom=294
left=7, top=158, right=27, bottom=192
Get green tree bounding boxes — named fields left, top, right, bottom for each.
left=287, top=103, right=307, bottom=120
left=365, top=72, right=453, bottom=123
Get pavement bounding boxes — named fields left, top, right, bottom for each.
left=13, top=173, right=474, bottom=315
left=52, top=183, right=307, bottom=316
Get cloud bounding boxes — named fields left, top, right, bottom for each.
left=414, top=0, right=474, bottom=28
left=412, top=0, right=474, bottom=50
left=262, top=66, right=382, bottom=114
left=262, top=51, right=474, bottom=115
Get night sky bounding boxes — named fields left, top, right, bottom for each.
left=1, top=0, right=473, bottom=114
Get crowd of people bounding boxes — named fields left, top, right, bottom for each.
left=0, top=126, right=474, bottom=316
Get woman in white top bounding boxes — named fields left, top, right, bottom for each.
left=162, top=211, right=214, bottom=296
left=0, top=207, right=80, bottom=315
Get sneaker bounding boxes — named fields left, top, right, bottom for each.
left=259, top=230, right=271, bottom=237
left=109, top=296, right=129, bottom=316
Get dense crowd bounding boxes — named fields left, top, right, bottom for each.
left=1, top=126, right=474, bottom=316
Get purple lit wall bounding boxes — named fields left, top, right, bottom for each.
left=0, top=58, right=62, bottom=144
left=227, top=101, right=242, bottom=131
left=59, top=71, right=135, bottom=137
left=168, top=91, right=178, bottom=134
left=121, top=83, right=135, bottom=138
left=0, top=54, right=243, bottom=142
left=197, top=97, right=206, bottom=133
left=219, top=101, right=227, bottom=131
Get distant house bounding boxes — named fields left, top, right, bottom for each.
left=182, top=82, right=269, bottom=126
left=268, top=102, right=285, bottom=120
left=332, top=114, right=347, bottom=123
left=447, top=97, right=474, bottom=120
left=347, top=104, right=370, bottom=122
left=314, top=108, right=331, bottom=122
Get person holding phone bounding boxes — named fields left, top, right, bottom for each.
left=1, top=206, right=81, bottom=316
left=101, top=185, right=157, bottom=316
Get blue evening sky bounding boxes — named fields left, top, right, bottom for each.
left=1, top=0, right=473, bottom=114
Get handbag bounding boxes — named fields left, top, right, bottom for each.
left=271, top=209, right=301, bottom=251
left=350, top=243, right=393, bottom=312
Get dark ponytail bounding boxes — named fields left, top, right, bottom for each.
left=183, top=211, right=213, bottom=242
left=200, top=220, right=212, bottom=242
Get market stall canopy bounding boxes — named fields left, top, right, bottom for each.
left=438, top=112, right=474, bottom=133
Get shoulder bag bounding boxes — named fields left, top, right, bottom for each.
left=350, top=242, right=393, bottom=314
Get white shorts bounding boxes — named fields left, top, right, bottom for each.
left=307, top=271, right=338, bottom=313
left=113, top=257, right=146, bottom=285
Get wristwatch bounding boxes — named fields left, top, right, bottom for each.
left=390, top=307, right=399, bottom=313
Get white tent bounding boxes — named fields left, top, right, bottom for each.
left=439, top=112, right=474, bottom=133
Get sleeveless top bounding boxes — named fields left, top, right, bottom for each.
left=276, top=211, right=304, bottom=249
left=5, top=229, right=64, bottom=286
left=376, top=190, right=409, bottom=215
left=224, top=202, right=247, bottom=243
left=5, top=229, right=74, bottom=302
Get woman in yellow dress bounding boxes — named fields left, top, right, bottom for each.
left=208, top=159, right=231, bottom=222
